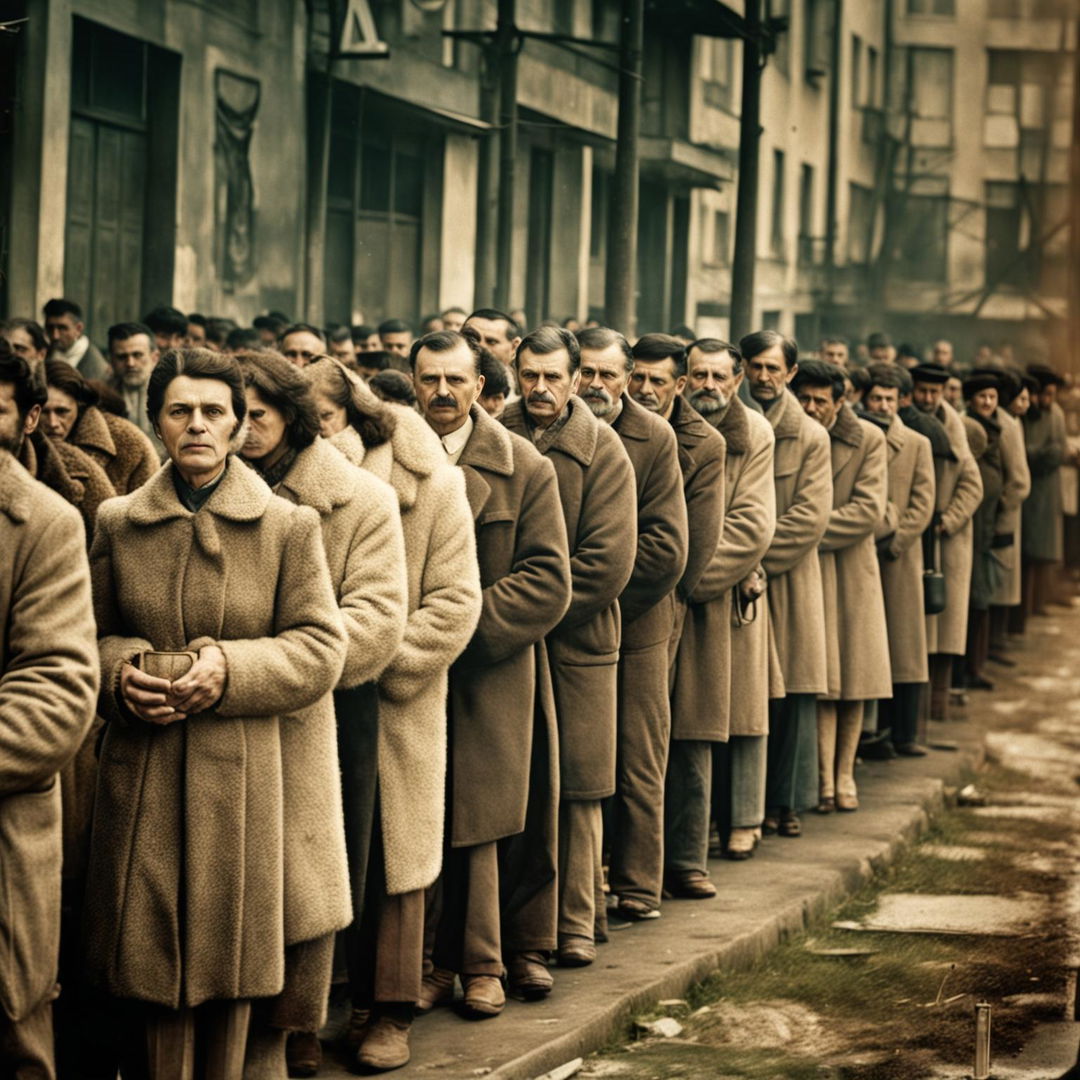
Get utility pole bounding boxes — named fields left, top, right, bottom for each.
left=603, top=0, right=644, bottom=336
left=494, top=0, right=518, bottom=312
left=1068, top=22, right=1080, bottom=375
left=729, top=0, right=763, bottom=342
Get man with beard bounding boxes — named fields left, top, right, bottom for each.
left=502, top=327, right=636, bottom=979
left=664, top=337, right=776, bottom=873
left=861, top=365, right=935, bottom=756
left=576, top=329, right=687, bottom=933
left=742, top=331, right=831, bottom=838
left=910, top=363, right=982, bottom=722
left=106, top=322, right=164, bottom=455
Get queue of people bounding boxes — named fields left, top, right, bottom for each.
left=1, top=300, right=1075, bottom=1080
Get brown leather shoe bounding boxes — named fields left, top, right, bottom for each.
left=343, top=1007, right=371, bottom=1051
left=416, top=966, right=456, bottom=1012
left=616, top=896, right=662, bottom=919
left=725, top=827, right=757, bottom=861
left=836, top=793, right=859, bottom=812
left=556, top=937, right=596, bottom=967
left=285, top=1030, right=321, bottom=1078
left=664, top=870, right=716, bottom=900
left=507, top=951, right=553, bottom=1000
left=356, top=1012, right=411, bottom=1072
left=461, top=974, right=506, bottom=1017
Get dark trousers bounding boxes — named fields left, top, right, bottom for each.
left=965, top=608, right=990, bottom=685
left=879, top=683, right=924, bottom=747
left=765, top=693, right=818, bottom=813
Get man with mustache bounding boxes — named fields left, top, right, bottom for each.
left=502, top=326, right=636, bottom=982
left=576, top=329, right=688, bottom=931
left=662, top=338, right=777, bottom=879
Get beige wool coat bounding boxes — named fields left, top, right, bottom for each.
left=84, top=460, right=350, bottom=1009
left=925, top=400, right=983, bottom=656
left=818, top=404, right=892, bottom=701
left=675, top=397, right=775, bottom=740
left=71, top=405, right=160, bottom=494
left=761, top=389, right=832, bottom=696
left=450, top=406, right=571, bottom=846
left=990, top=409, right=1030, bottom=607
left=0, top=452, right=98, bottom=1023
left=332, top=408, right=482, bottom=891
left=873, top=414, right=935, bottom=685
left=502, top=397, right=637, bottom=800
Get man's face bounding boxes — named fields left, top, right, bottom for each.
left=747, top=344, right=793, bottom=404
left=971, top=388, right=999, bottom=420
left=517, top=348, right=579, bottom=429
left=868, top=345, right=893, bottom=363
left=110, top=334, right=159, bottom=388
left=864, top=385, right=899, bottom=418
left=187, top=322, right=207, bottom=347
left=1010, top=388, right=1031, bottom=417
left=465, top=317, right=519, bottom=367
left=686, top=348, right=741, bottom=415
left=380, top=331, right=412, bottom=358
left=328, top=338, right=357, bottom=364
left=355, top=333, right=381, bottom=353
left=0, top=382, right=37, bottom=454
left=280, top=331, right=325, bottom=368
left=414, top=342, right=485, bottom=437
left=1039, top=385, right=1057, bottom=409
left=945, top=376, right=963, bottom=408
left=932, top=340, right=953, bottom=367
left=45, top=313, right=82, bottom=352
left=3, top=326, right=46, bottom=366
left=155, top=331, right=185, bottom=351
left=41, top=386, right=79, bottom=440
left=629, top=357, right=686, bottom=419
left=579, top=344, right=630, bottom=420
left=256, top=326, right=278, bottom=347
left=913, top=381, right=944, bottom=413
left=155, top=375, right=237, bottom=483
left=443, top=311, right=466, bottom=333
left=797, top=384, right=839, bottom=427
left=241, top=386, right=289, bottom=464
left=821, top=342, right=848, bottom=366
left=479, top=392, right=506, bottom=419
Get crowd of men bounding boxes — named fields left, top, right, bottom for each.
left=1, top=295, right=1076, bottom=1079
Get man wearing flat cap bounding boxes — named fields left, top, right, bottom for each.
left=910, top=362, right=982, bottom=723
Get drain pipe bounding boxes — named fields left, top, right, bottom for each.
left=974, top=1001, right=992, bottom=1080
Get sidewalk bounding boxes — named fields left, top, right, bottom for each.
left=322, top=717, right=986, bottom=1078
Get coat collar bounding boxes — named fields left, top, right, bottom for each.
left=829, top=402, right=865, bottom=449
left=710, top=394, right=750, bottom=455
left=502, top=396, right=599, bottom=467
left=765, top=388, right=803, bottom=440
left=458, top=405, right=515, bottom=519
left=277, top=437, right=353, bottom=516
left=885, top=413, right=907, bottom=452
left=19, top=431, right=85, bottom=507
left=72, top=406, right=117, bottom=459
left=0, top=450, right=32, bottom=524
left=610, top=392, right=653, bottom=441
left=127, top=455, right=272, bottom=526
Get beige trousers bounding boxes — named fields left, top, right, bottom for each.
left=557, top=800, right=603, bottom=944
left=817, top=700, right=864, bottom=801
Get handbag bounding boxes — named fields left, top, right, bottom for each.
left=922, top=515, right=947, bottom=616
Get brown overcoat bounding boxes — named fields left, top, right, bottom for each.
left=925, top=400, right=983, bottom=655
left=502, top=397, right=637, bottom=800
left=70, top=405, right=160, bottom=494
left=990, top=409, right=1030, bottom=607
left=675, top=397, right=775, bottom=739
left=449, top=406, right=571, bottom=846
left=332, top=409, right=482, bottom=889
left=873, top=414, right=935, bottom=684
left=1021, top=401, right=1066, bottom=564
left=84, top=460, right=350, bottom=1008
left=761, top=389, right=832, bottom=695
left=818, top=403, right=891, bottom=701
left=0, top=452, right=98, bottom=1023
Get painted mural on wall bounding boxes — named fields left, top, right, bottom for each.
left=215, top=70, right=260, bottom=291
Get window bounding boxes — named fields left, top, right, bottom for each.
left=702, top=37, right=735, bottom=112
left=768, top=0, right=790, bottom=77
left=989, top=0, right=1022, bottom=15
left=553, top=0, right=575, bottom=34
left=590, top=168, right=610, bottom=260
left=985, top=181, right=1023, bottom=289
left=850, top=35, right=862, bottom=107
left=891, top=177, right=949, bottom=283
left=907, top=47, right=953, bottom=145
left=867, top=46, right=879, bottom=107
left=771, top=149, right=786, bottom=258
left=848, top=183, right=873, bottom=264
left=711, top=209, right=731, bottom=266
left=804, top=0, right=832, bottom=80
left=907, top=0, right=955, bottom=13
left=798, top=164, right=815, bottom=263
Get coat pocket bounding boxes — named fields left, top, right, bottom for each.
left=0, top=782, right=62, bottom=1022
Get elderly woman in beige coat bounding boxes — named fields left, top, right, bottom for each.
left=305, top=357, right=481, bottom=1071
left=85, top=348, right=349, bottom=1078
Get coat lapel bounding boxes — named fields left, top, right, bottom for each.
left=458, top=406, right=514, bottom=521
left=828, top=402, right=863, bottom=479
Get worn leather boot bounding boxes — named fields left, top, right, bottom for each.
left=461, top=974, right=506, bottom=1018
left=507, top=951, right=553, bottom=1000
left=356, top=1006, right=412, bottom=1072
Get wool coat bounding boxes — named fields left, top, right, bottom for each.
left=966, top=412, right=1005, bottom=612
left=817, top=403, right=891, bottom=701
left=0, top=452, right=98, bottom=1024
left=990, top=409, right=1030, bottom=607
left=873, top=414, right=935, bottom=685
left=1022, top=402, right=1067, bottom=564
left=760, top=389, right=832, bottom=696
left=19, top=429, right=115, bottom=542
left=84, top=460, right=350, bottom=1009
left=333, top=407, right=482, bottom=890
left=675, top=397, right=775, bottom=739
left=70, top=405, right=159, bottom=494
left=925, top=400, right=983, bottom=656
left=450, top=405, right=571, bottom=846
left=502, top=397, right=637, bottom=800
